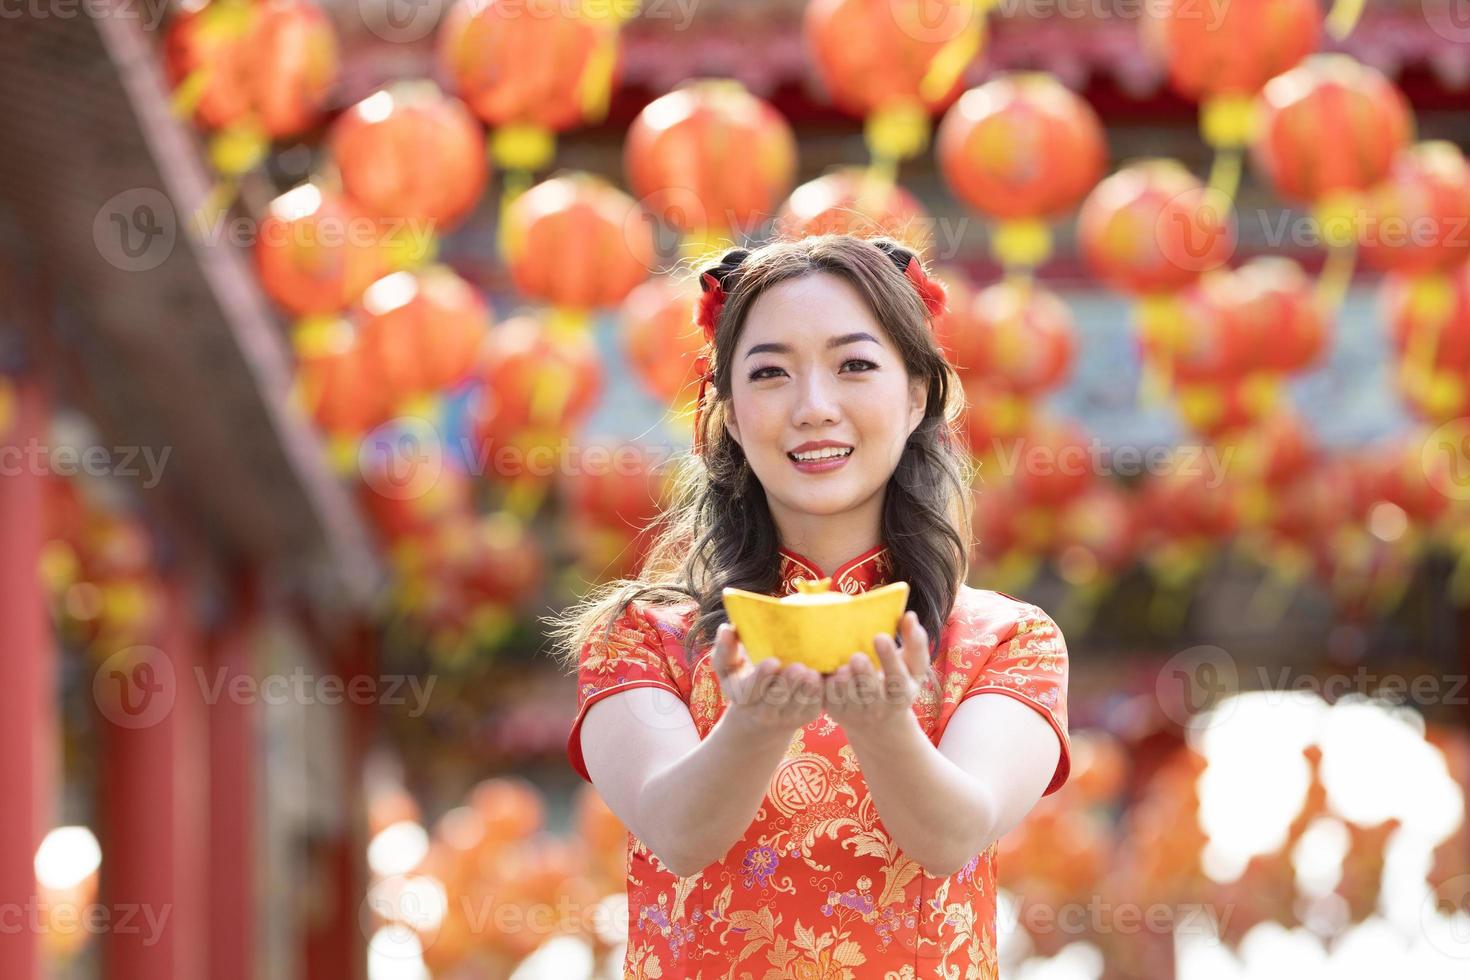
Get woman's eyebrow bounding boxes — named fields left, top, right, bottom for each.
left=744, top=332, right=880, bottom=359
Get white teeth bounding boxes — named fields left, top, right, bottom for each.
left=790, top=447, right=853, bottom=462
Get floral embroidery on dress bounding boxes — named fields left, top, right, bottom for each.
left=566, top=547, right=1071, bottom=977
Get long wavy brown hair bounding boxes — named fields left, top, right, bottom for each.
left=546, top=233, right=973, bottom=669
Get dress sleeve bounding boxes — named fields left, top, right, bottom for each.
left=960, top=604, right=1072, bottom=796
left=565, top=600, right=683, bottom=783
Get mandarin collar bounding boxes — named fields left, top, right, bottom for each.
left=776, top=543, right=895, bottom=596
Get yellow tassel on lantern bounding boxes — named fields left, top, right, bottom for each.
left=208, top=124, right=269, bottom=177
left=1403, top=272, right=1456, bottom=382
left=917, top=0, right=986, bottom=104
left=1326, top=0, right=1366, bottom=40
left=491, top=124, right=557, bottom=174
left=991, top=218, right=1052, bottom=270
left=864, top=101, right=932, bottom=168
left=577, top=25, right=620, bottom=124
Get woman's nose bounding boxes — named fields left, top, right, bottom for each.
left=791, top=372, right=840, bottom=427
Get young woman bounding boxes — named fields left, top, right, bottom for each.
left=552, top=234, right=1070, bottom=979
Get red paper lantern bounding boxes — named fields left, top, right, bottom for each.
left=936, top=73, right=1105, bottom=222
left=1156, top=0, right=1319, bottom=101
left=1259, top=459, right=1356, bottom=550
left=1141, top=459, right=1240, bottom=543
left=357, top=466, right=474, bottom=547
left=624, top=79, right=797, bottom=237
left=1382, top=260, right=1470, bottom=371
left=356, top=267, right=492, bottom=405
left=775, top=167, right=931, bottom=252
left=502, top=173, right=654, bottom=310
left=292, top=318, right=387, bottom=435
left=959, top=386, right=1030, bottom=459
left=330, top=84, right=488, bottom=230
left=1361, top=435, right=1451, bottom=527
left=964, top=279, right=1076, bottom=397
left=803, top=0, right=982, bottom=118
left=1233, top=257, right=1326, bottom=375
left=1175, top=376, right=1283, bottom=438
left=993, top=417, right=1095, bottom=509
left=471, top=315, right=604, bottom=464
left=256, top=185, right=387, bottom=316
left=438, top=0, right=619, bottom=132
left=1053, top=483, right=1141, bottom=581
left=1148, top=258, right=1323, bottom=390
left=619, top=276, right=705, bottom=410
left=1079, top=159, right=1236, bottom=295
left=563, top=442, right=672, bottom=579
left=1252, top=55, right=1413, bottom=205
left=1360, top=141, right=1470, bottom=276
left=165, top=0, right=338, bottom=139
left=929, top=266, right=981, bottom=374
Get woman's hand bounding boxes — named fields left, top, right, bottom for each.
left=712, top=623, right=824, bottom=735
left=823, top=611, right=931, bottom=738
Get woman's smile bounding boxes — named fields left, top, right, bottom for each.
left=787, top=439, right=855, bottom=473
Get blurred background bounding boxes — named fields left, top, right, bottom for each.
left=1, top=0, right=1469, bottom=977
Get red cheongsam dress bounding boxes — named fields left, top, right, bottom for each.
left=567, top=543, right=1071, bottom=980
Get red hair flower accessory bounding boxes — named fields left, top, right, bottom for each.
left=691, top=272, right=726, bottom=456
left=695, top=272, right=726, bottom=343
left=903, top=256, right=948, bottom=319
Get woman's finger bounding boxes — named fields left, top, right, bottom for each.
left=712, top=624, right=740, bottom=680
left=900, top=612, right=930, bottom=679
left=874, top=632, right=906, bottom=683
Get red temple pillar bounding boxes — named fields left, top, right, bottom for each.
left=208, top=578, right=259, bottom=980
left=0, top=375, right=55, bottom=980
left=302, top=619, right=377, bottom=980
left=98, top=576, right=208, bottom=980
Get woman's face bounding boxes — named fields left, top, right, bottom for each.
left=724, top=272, right=927, bottom=536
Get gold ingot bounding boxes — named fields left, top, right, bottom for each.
left=722, top=577, right=910, bottom=674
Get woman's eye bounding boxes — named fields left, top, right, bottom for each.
left=840, top=359, right=877, bottom=373
left=748, top=366, right=785, bottom=381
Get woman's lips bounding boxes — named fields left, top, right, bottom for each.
left=788, top=449, right=852, bottom=474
